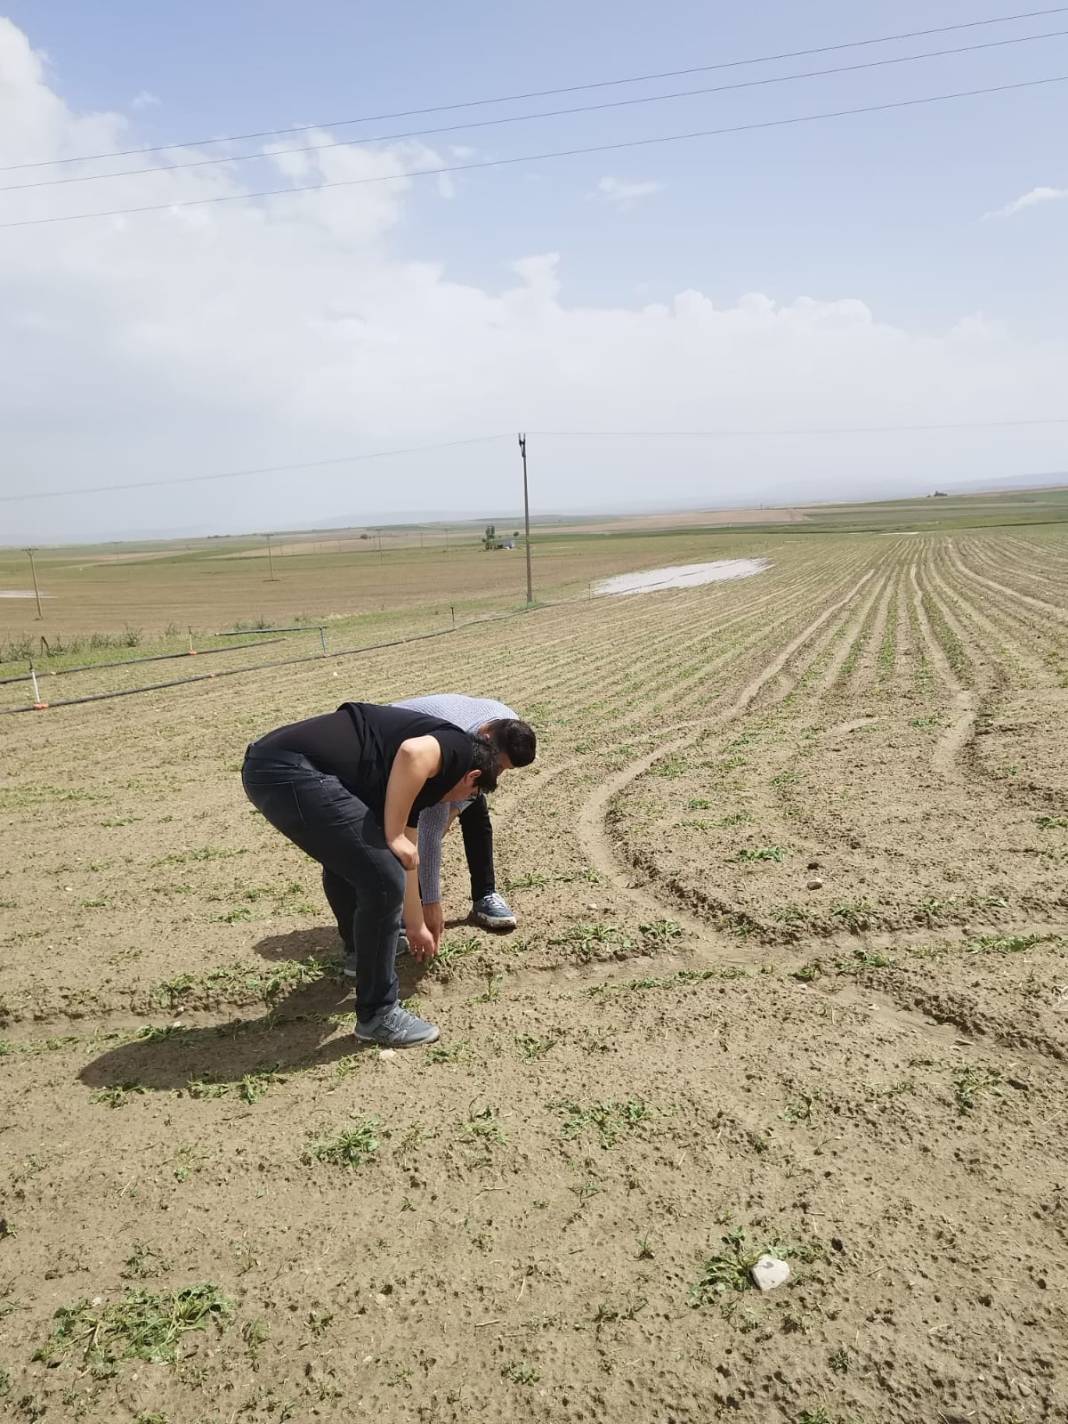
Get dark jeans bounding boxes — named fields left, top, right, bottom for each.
left=459, top=793, right=495, bottom=901
left=241, top=747, right=403, bottom=1022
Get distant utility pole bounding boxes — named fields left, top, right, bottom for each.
left=265, top=532, right=278, bottom=581
left=25, top=547, right=43, bottom=620
left=518, top=432, right=533, bottom=605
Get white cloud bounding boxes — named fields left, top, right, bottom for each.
left=130, top=89, right=160, bottom=110
left=1, top=16, right=1067, bottom=543
left=594, top=175, right=662, bottom=209
left=983, top=184, right=1068, bottom=219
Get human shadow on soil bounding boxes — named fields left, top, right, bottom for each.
left=79, top=931, right=431, bottom=1093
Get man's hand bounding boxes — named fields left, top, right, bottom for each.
left=406, top=920, right=436, bottom=962
left=389, top=834, right=419, bottom=871
left=423, top=900, right=444, bottom=949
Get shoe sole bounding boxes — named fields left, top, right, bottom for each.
left=473, top=914, right=517, bottom=930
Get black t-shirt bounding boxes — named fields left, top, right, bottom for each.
left=253, top=702, right=474, bottom=826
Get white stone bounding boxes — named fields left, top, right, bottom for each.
left=378, top=1048, right=396, bottom=1060
left=750, top=1255, right=791, bottom=1292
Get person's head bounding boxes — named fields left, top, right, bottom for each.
left=479, top=718, right=537, bottom=773
left=441, top=733, right=499, bottom=803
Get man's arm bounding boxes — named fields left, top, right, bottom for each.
left=383, top=735, right=442, bottom=868
left=417, top=800, right=451, bottom=949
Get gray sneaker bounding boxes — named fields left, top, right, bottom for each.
left=342, top=930, right=409, bottom=979
left=354, top=1004, right=440, bottom=1048
left=472, top=892, right=517, bottom=930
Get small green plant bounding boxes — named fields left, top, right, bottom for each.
left=505, top=871, right=549, bottom=889
left=783, top=1092, right=820, bottom=1124
left=239, top=1068, right=285, bottom=1104
left=213, top=906, right=253, bottom=924
left=1036, top=815, right=1068, bottom=830
left=636, top=1235, right=654, bottom=1260
left=122, top=1244, right=170, bottom=1281
left=242, top=1317, right=269, bottom=1365
left=548, top=922, right=634, bottom=959
left=737, top=845, right=785, bottom=863
left=830, top=899, right=879, bottom=932
left=797, top=1410, right=834, bottom=1424
left=792, top=960, right=823, bottom=983
left=686, top=797, right=714, bottom=810
left=306, top=1309, right=334, bottom=1338
left=501, top=1361, right=540, bottom=1385
left=829, top=1347, right=850, bottom=1374
left=690, top=1227, right=757, bottom=1302
left=461, top=1105, right=506, bottom=1148
left=131, top=1024, right=184, bottom=1043
left=34, top=1285, right=233, bottom=1370
left=431, top=934, right=483, bottom=972
left=152, top=957, right=328, bottom=1009
left=652, top=755, right=686, bottom=779
left=554, top=1097, right=649, bottom=1148
left=592, top=1296, right=647, bottom=1325
left=172, top=1145, right=202, bottom=1183
left=639, top=918, right=683, bottom=946
left=304, top=1119, right=380, bottom=1169
left=425, top=1040, right=473, bottom=1065
left=952, top=1065, right=1002, bottom=1114
left=515, top=1034, right=556, bottom=1060
left=966, top=933, right=1046, bottom=955
left=91, top=1083, right=145, bottom=1109
left=833, top=947, right=894, bottom=972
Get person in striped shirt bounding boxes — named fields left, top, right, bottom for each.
left=335, top=693, right=534, bottom=967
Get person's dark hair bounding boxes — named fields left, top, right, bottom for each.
left=484, top=718, right=536, bottom=768
left=469, top=734, right=499, bottom=793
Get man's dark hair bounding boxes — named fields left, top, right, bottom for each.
left=469, top=734, right=499, bottom=793
left=484, top=718, right=536, bottom=768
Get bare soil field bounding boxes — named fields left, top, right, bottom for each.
left=1, top=528, right=1066, bottom=1423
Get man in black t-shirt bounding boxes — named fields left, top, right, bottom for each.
left=242, top=702, right=498, bottom=1047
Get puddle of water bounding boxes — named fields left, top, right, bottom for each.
left=595, top=558, right=770, bottom=597
left=0, top=590, right=47, bottom=599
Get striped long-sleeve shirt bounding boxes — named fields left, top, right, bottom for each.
left=390, top=693, right=517, bottom=904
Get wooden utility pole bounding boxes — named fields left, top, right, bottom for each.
left=518, top=433, right=533, bottom=605
left=26, top=547, right=43, bottom=620
left=265, top=532, right=278, bottom=581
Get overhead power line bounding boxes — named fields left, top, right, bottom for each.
left=4, top=419, right=1066, bottom=504
left=2, top=72, right=1065, bottom=231
left=2, top=4, right=1064, bottom=173
left=4, top=27, right=1065, bottom=193
left=533, top=419, right=1068, bottom=436
left=0, top=435, right=512, bottom=503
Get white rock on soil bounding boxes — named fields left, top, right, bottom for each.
left=750, top=1254, right=791, bottom=1292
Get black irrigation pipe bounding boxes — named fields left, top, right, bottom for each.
left=216, top=625, right=319, bottom=636
left=0, top=637, right=286, bottom=686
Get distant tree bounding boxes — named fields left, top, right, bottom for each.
left=483, top=524, right=498, bottom=551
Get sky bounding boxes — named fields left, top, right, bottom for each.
left=1, top=1, right=1067, bottom=543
